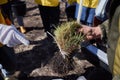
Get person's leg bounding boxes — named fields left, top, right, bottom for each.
left=87, top=8, right=95, bottom=26
left=80, top=6, right=88, bottom=25
left=75, top=3, right=87, bottom=23
left=38, top=5, right=51, bottom=32
left=16, top=16, right=26, bottom=33
left=65, top=4, right=76, bottom=21
left=75, top=4, right=87, bottom=24
left=49, top=5, right=60, bottom=32
left=11, top=4, right=26, bottom=33
left=0, top=46, right=16, bottom=73
left=75, top=3, right=79, bottom=19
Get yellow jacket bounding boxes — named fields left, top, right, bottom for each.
left=68, top=0, right=98, bottom=8
left=100, top=5, right=120, bottom=78
left=0, top=9, right=12, bottom=47
left=34, top=0, right=59, bottom=7
left=0, top=0, right=8, bottom=5
left=0, top=10, right=6, bottom=24
left=0, top=9, right=11, bottom=25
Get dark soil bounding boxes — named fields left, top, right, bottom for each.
left=13, top=0, right=93, bottom=80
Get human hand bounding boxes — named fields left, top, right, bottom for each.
left=91, top=26, right=102, bottom=39
left=78, top=25, right=102, bottom=40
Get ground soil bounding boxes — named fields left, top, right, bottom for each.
left=13, top=0, right=93, bottom=80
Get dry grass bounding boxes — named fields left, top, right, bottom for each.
left=54, top=21, right=84, bottom=57
left=50, top=21, right=85, bottom=75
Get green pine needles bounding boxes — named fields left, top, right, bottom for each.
left=54, top=21, right=85, bottom=57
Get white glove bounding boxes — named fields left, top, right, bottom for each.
left=0, top=24, right=29, bottom=47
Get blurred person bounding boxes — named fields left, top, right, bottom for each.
left=78, top=0, right=120, bottom=79
left=0, top=1, right=27, bottom=78
left=0, top=0, right=12, bottom=25
left=34, top=0, right=60, bottom=37
left=9, top=0, right=26, bottom=33
left=0, top=2, right=16, bottom=77
left=0, top=10, right=29, bottom=79
left=10, top=0, right=26, bottom=33
left=0, top=0, right=12, bottom=22
left=75, top=0, right=99, bottom=26
left=1, top=0, right=26, bottom=33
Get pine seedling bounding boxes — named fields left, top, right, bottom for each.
left=54, top=21, right=85, bottom=58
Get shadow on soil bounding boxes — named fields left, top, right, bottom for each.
left=15, top=38, right=60, bottom=80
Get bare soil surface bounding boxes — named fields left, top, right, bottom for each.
left=13, top=0, right=93, bottom=80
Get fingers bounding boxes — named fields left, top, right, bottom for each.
left=85, top=30, right=94, bottom=40
left=91, top=27, right=102, bottom=38
left=86, top=36, right=94, bottom=40
left=78, top=26, right=102, bottom=40
left=80, top=27, right=92, bottom=35
left=79, top=26, right=95, bottom=40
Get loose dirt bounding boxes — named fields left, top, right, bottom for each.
left=13, top=1, right=93, bottom=80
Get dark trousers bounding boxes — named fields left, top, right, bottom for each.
left=0, top=46, right=16, bottom=72
left=65, top=4, right=76, bottom=21
left=38, top=5, right=60, bottom=32
left=1, top=1, right=26, bottom=26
